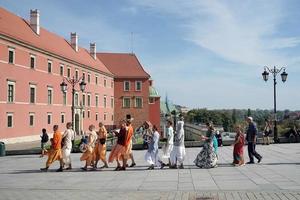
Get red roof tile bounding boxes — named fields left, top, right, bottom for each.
left=97, top=53, right=150, bottom=78
left=0, top=7, right=112, bottom=76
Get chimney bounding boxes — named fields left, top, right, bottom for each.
left=70, top=32, right=78, bottom=52
left=90, top=43, right=96, bottom=59
left=30, top=9, right=40, bottom=35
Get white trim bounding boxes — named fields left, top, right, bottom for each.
left=47, top=112, right=52, bottom=125
left=7, top=112, right=14, bottom=128
left=74, top=92, right=79, bottom=106
left=29, top=84, right=36, bottom=104
left=7, top=80, right=15, bottom=103
left=95, top=94, right=99, bottom=107
left=75, top=69, right=79, bottom=80
left=135, top=97, right=143, bottom=108
left=47, top=87, right=53, bottom=105
left=87, top=93, right=91, bottom=107
left=103, top=95, right=107, bottom=108
left=95, top=74, right=99, bottom=85
left=30, top=54, right=36, bottom=69
left=124, top=81, right=130, bottom=91
left=8, top=47, right=15, bottom=64
left=29, top=112, right=35, bottom=127
left=67, top=67, right=71, bottom=78
left=82, top=93, right=86, bottom=106
left=60, top=64, right=64, bottom=76
left=47, top=60, right=52, bottom=73
left=87, top=73, right=91, bottom=83
left=122, top=97, right=131, bottom=108
left=87, top=109, right=91, bottom=118
left=61, top=112, right=65, bottom=124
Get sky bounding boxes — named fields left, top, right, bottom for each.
left=1, top=0, right=300, bottom=110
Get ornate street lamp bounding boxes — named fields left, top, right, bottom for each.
left=60, top=76, right=86, bottom=134
left=262, top=66, right=288, bottom=143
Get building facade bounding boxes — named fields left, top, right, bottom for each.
left=0, top=8, right=114, bottom=143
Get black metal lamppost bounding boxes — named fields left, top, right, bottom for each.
left=60, top=76, right=86, bottom=133
left=262, top=66, right=288, bottom=143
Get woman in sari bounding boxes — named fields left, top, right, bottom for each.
left=194, top=122, right=218, bottom=168
left=232, top=125, right=245, bottom=166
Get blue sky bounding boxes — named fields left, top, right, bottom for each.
left=1, top=0, right=300, bottom=110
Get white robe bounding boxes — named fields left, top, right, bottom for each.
left=145, top=131, right=160, bottom=166
left=62, top=129, right=75, bottom=166
left=162, top=126, right=174, bottom=159
left=170, top=120, right=186, bottom=165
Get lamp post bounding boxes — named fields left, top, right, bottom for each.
left=262, top=66, right=288, bottom=143
left=60, top=76, right=86, bottom=133
left=171, top=110, right=177, bottom=131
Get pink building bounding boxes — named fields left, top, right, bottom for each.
left=0, top=8, right=114, bottom=143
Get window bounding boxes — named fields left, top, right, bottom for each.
left=111, top=97, right=114, bottom=108
left=104, top=79, right=107, bottom=87
left=47, top=87, right=53, bottom=104
left=87, top=73, right=91, bottom=83
left=135, top=81, right=142, bottom=91
left=104, top=113, right=107, bottom=121
left=7, top=113, right=13, bottom=128
left=104, top=95, right=107, bottom=108
left=29, top=85, right=36, bottom=104
left=149, top=97, right=155, bottom=104
left=67, top=67, right=71, bottom=78
left=123, top=97, right=130, bottom=108
left=111, top=114, right=114, bottom=121
left=82, top=110, right=85, bottom=118
left=124, top=81, right=130, bottom=91
left=60, top=65, right=64, bottom=76
left=75, top=69, right=79, bottom=80
left=95, top=75, right=98, bottom=85
left=47, top=60, right=52, bottom=73
left=135, top=97, right=143, bottom=108
left=29, top=113, right=35, bottom=127
left=87, top=110, right=90, bottom=118
left=7, top=81, right=15, bottom=103
left=47, top=113, right=52, bottom=125
left=111, top=81, right=114, bottom=88
left=8, top=48, right=14, bottom=64
left=63, top=92, right=67, bottom=105
left=87, top=94, right=91, bottom=107
left=30, top=55, right=36, bottom=69
left=61, top=113, right=65, bottom=124
left=82, top=94, right=86, bottom=106
left=75, top=93, right=79, bottom=106
left=82, top=72, right=85, bottom=81
left=96, top=113, right=98, bottom=121
left=95, top=95, right=99, bottom=107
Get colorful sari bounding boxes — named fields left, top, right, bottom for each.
left=233, top=133, right=245, bottom=165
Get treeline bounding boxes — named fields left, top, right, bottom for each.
left=185, top=108, right=300, bottom=134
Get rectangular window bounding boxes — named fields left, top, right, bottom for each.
left=47, top=60, right=52, bottom=73
left=135, top=81, right=142, bottom=91
left=149, top=97, right=155, bottom=104
left=7, top=81, right=15, bottom=103
left=8, top=48, right=15, bottom=64
left=95, top=95, right=99, bottom=107
left=104, top=113, right=107, bottom=121
left=111, top=114, right=114, bottom=121
left=61, top=113, right=65, bottom=124
left=87, top=73, right=91, bottom=83
left=111, top=81, right=114, bottom=88
left=87, top=94, right=91, bottom=107
left=29, top=85, right=36, bottom=104
left=111, top=97, right=114, bottom=108
left=104, top=96, right=107, bottom=108
left=124, top=81, right=130, bottom=91
left=104, top=79, right=107, bottom=87
left=96, top=113, right=98, bottom=121
left=75, top=93, right=79, bottom=106
left=63, top=92, right=67, bottom=105
left=82, top=110, right=85, bottom=119
left=87, top=110, right=90, bottom=118
left=29, top=113, right=34, bottom=127
left=123, top=97, right=130, bottom=108
left=7, top=113, right=13, bottom=128
left=95, top=75, right=98, bottom=85
left=135, top=97, right=143, bottom=108
left=75, top=69, right=79, bottom=80
left=47, top=113, right=52, bottom=125
left=30, top=55, right=36, bottom=69
left=47, top=87, right=53, bottom=104
left=67, top=67, right=71, bottom=78
left=60, top=65, right=64, bottom=76
left=82, top=72, right=85, bottom=81
left=82, top=94, right=86, bottom=106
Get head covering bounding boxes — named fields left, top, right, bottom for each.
left=247, top=116, right=253, bottom=122
left=126, top=114, right=134, bottom=123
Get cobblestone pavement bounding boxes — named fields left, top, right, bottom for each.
left=0, top=143, right=299, bottom=199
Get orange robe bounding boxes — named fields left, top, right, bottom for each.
left=80, top=131, right=97, bottom=166
left=124, top=125, right=134, bottom=158
left=46, top=131, right=62, bottom=167
left=94, top=126, right=107, bottom=162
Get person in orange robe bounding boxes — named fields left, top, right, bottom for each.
left=40, top=125, right=63, bottom=172
left=94, top=122, right=108, bottom=169
left=124, top=116, right=136, bottom=168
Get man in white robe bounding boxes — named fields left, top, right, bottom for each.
left=62, top=122, right=75, bottom=170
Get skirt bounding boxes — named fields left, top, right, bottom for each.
left=170, top=145, right=186, bottom=164
left=94, top=143, right=107, bottom=162
left=194, top=143, right=217, bottom=169
left=46, top=149, right=62, bottom=167
left=80, top=147, right=94, bottom=166
left=108, top=144, right=126, bottom=163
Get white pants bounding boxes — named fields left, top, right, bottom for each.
left=145, top=150, right=160, bottom=167
left=170, top=146, right=186, bottom=165
left=62, top=147, right=72, bottom=167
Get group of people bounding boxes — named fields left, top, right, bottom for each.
left=40, top=115, right=263, bottom=172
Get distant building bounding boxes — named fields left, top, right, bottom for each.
left=175, top=104, right=190, bottom=114
left=97, top=53, right=160, bottom=130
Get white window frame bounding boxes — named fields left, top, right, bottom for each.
left=75, top=92, right=79, bottom=106
left=82, top=71, right=86, bottom=81
left=7, top=80, right=15, bottom=103
left=104, top=78, right=107, bottom=87
left=87, top=73, right=91, bottom=83
left=135, top=81, right=142, bottom=91
left=63, top=92, right=67, bottom=105
left=47, top=87, right=53, bottom=105
left=123, top=97, right=131, bottom=108
left=61, top=112, right=65, bottom=124
left=87, top=93, right=91, bottom=107
left=95, top=94, right=99, bottom=107
left=103, top=95, right=107, bottom=108
left=82, top=93, right=86, bottom=106
left=60, top=64, right=64, bottom=76
left=47, top=60, right=52, bottom=73
left=96, top=112, right=98, bottom=121
left=124, top=81, right=130, bottom=91
left=135, top=97, right=143, bottom=108
left=7, top=112, right=14, bottom=128
left=29, top=84, right=36, bottom=104
left=30, top=54, right=36, bottom=69
left=95, top=75, right=99, bottom=85
left=82, top=110, right=85, bottom=119
left=67, top=67, right=71, bottom=78
left=47, top=113, right=52, bottom=125
left=87, top=110, right=90, bottom=118
left=29, top=112, right=35, bottom=127
left=8, top=47, right=15, bottom=64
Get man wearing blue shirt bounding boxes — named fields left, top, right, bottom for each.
left=246, top=117, right=262, bottom=164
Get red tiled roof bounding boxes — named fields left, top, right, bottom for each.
left=97, top=53, right=150, bottom=78
left=0, top=7, right=112, bottom=76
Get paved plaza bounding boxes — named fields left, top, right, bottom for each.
left=0, top=143, right=299, bottom=200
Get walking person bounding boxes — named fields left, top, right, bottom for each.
left=194, top=122, right=218, bottom=168
left=232, top=125, right=245, bottom=166
left=40, top=125, right=64, bottom=172
left=263, top=119, right=272, bottom=145
left=144, top=122, right=161, bottom=169
left=124, top=115, right=136, bottom=168
left=62, top=122, right=75, bottom=170
left=94, top=122, right=108, bottom=169
left=170, top=115, right=186, bottom=169
left=160, top=120, right=174, bottom=169
left=246, top=117, right=262, bottom=164
left=40, top=128, right=49, bottom=158
left=80, top=125, right=98, bottom=171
